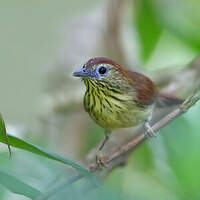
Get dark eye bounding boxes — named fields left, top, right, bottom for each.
left=98, top=66, right=107, bottom=75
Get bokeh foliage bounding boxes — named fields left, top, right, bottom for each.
left=1, top=0, right=200, bottom=199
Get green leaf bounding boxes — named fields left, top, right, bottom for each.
left=135, top=0, right=162, bottom=62
left=0, top=113, right=11, bottom=157
left=152, top=1, right=200, bottom=52
left=0, top=169, right=41, bottom=199
left=0, top=134, right=98, bottom=186
left=36, top=173, right=83, bottom=200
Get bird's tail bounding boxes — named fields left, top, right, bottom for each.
left=156, top=93, right=183, bottom=107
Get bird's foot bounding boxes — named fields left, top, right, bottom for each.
left=144, top=120, right=156, bottom=138
left=95, top=151, right=108, bottom=169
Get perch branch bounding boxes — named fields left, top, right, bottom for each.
left=89, top=88, right=200, bottom=171
left=38, top=88, right=200, bottom=200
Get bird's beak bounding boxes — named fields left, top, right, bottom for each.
left=73, top=68, right=96, bottom=78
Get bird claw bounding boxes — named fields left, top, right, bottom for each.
left=144, top=120, right=156, bottom=138
left=95, top=151, right=108, bottom=169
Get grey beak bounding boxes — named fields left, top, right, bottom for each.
left=73, top=68, right=86, bottom=77
left=73, top=68, right=96, bottom=78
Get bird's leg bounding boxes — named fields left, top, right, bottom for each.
left=98, top=131, right=110, bottom=151
left=96, top=131, right=110, bottom=168
left=144, top=120, right=156, bottom=138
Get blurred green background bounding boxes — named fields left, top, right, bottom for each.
left=0, top=0, right=200, bottom=199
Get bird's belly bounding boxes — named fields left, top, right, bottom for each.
left=84, top=93, right=153, bottom=131
left=91, top=107, right=151, bottom=131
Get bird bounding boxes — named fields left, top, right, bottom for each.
left=73, top=57, right=180, bottom=163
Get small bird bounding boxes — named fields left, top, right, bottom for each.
left=73, top=57, right=179, bottom=158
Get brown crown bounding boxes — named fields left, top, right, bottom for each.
left=85, top=57, right=123, bottom=70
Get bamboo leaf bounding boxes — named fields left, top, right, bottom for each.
left=0, top=169, right=41, bottom=199
left=0, top=133, right=98, bottom=185
left=0, top=113, right=11, bottom=157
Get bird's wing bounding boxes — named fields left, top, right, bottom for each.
left=127, top=71, right=158, bottom=105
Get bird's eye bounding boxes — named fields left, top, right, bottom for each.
left=98, top=66, right=107, bottom=75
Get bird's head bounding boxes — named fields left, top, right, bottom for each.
left=73, top=57, right=127, bottom=87
left=73, top=57, right=158, bottom=105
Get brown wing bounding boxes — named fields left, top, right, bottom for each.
left=127, top=71, right=158, bottom=105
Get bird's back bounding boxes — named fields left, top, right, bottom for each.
left=126, top=71, right=158, bottom=105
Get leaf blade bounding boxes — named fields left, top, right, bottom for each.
left=0, top=113, right=11, bottom=157
left=0, top=133, right=98, bottom=185
left=0, top=169, right=41, bottom=199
